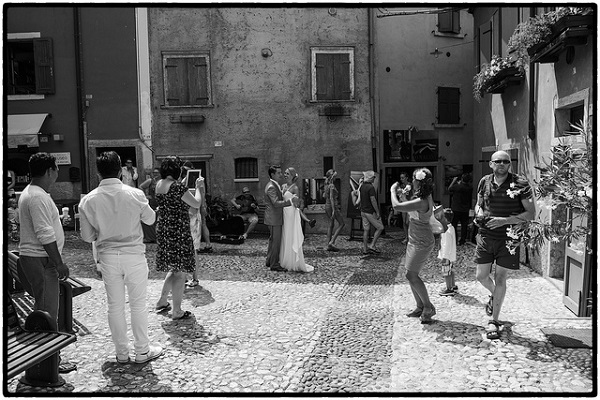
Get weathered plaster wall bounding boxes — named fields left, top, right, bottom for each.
left=148, top=8, right=372, bottom=220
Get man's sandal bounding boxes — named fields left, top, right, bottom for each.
left=485, top=296, right=493, bottom=316
left=486, top=320, right=501, bottom=340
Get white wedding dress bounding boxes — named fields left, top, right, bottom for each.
left=280, top=191, right=314, bottom=272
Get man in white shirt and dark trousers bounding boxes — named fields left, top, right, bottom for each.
left=18, top=152, right=76, bottom=374
left=79, top=151, right=163, bottom=364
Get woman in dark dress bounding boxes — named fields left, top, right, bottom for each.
left=154, top=156, right=203, bottom=320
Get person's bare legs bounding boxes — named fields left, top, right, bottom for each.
left=170, top=271, right=187, bottom=318
left=156, top=272, right=174, bottom=307
left=330, top=218, right=345, bottom=246
left=406, top=270, right=434, bottom=311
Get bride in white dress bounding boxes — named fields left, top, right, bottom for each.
left=280, top=167, right=314, bottom=273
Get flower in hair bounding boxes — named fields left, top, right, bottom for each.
left=415, top=170, right=426, bottom=181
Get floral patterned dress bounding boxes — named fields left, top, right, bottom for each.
left=156, top=181, right=195, bottom=272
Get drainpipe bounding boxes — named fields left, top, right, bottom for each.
left=528, top=8, right=536, bottom=141
left=368, top=8, right=379, bottom=175
left=74, top=7, right=88, bottom=193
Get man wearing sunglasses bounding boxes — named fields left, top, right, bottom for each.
left=473, top=150, right=535, bottom=340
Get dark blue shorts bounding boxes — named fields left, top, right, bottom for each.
left=474, top=234, right=520, bottom=270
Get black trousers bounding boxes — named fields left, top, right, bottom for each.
left=451, top=211, right=470, bottom=244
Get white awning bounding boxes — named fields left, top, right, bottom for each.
left=7, top=113, right=49, bottom=148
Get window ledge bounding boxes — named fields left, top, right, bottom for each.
left=433, top=31, right=464, bottom=39
left=309, top=99, right=355, bottom=104
left=234, top=178, right=259, bottom=183
left=160, top=104, right=214, bottom=109
left=8, top=94, right=45, bottom=101
left=433, top=123, right=465, bottom=129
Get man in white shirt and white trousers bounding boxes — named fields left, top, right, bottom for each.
left=79, top=151, right=163, bottom=364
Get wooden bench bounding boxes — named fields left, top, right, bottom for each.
left=7, top=251, right=91, bottom=334
left=6, top=292, right=77, bottom=387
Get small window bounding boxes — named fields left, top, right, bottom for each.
left=162, top=51, right=212, bottom=107
left=569, top=105, right=585, bottom=127
left=323, top=156, right=333, bottom=176
left=311, top=47, right=354, bottom=102
left=437, top=87, right=461, bottom=125
left=438, top=10, right=460, bottom=34
left=7, top=38, right=55, bottom=95
left=235, top=157, right=258, bottom=179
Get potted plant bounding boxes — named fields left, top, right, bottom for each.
left=508, top=7, right=594, bottom=66
left=505, top=121, right=593, bottom=257
left=472, top=55, right=524, bottom=102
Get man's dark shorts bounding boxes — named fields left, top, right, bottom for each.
left=474, top=234, right=520, bottom=270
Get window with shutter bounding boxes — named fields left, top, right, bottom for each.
left=438, top=10, right=460, bottom=34
left=7, top=37, right=55, bottom=96
left=311, top=47, right=354, bottom=102
left=235, top=157, right=258, bottom=179
left=437, top=87, right=461, bottom=125
left=163, top=51, right=212, bottom=107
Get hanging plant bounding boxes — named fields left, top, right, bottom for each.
left=472, top=55, right=514, bottom=102
left=505, top=121, right=593, bottom=256
left=508, top=7, right=594, bottom=67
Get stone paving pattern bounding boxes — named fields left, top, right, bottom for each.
left=6, top=230, right=594, bottom=394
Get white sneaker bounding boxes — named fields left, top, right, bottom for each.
left=134, top=344, right=164, bottom=364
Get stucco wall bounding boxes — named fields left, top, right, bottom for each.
left=471, top=7, right=594, bottom=279
left=147, top=8, right=373, bottom=229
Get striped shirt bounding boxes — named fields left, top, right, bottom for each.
left=477, top=173, right=532, bottom=239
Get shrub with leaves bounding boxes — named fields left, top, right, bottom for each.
left=505, top=121, right=593, bottom=256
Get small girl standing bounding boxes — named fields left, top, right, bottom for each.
left=438, top=208, right=458, bottom=296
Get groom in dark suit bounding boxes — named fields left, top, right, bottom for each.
left=264, top=165, right=296, bottom=271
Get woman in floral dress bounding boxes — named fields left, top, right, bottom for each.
left=154, top=156, right=203, bottom=320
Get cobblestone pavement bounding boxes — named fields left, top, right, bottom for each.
left=6, top=230, right=595, bottom=395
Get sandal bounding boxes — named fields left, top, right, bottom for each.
left=420, top=306, right=436, bottom=324
left=406, top=308, right=423, bottom=318
left=485, top=296, right=493, bottom=316
left=172, top=310, right=192, bottom=320
left=155, top=303, right=171, bottom=313
left=486, top=320, right=501, bottom=340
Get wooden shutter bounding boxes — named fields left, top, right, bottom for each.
left=165, top=57, right=183, bottom=106
left=315, top=53, right=333, bottom=100
left=501, top=8, right=519, bottom=56
left=438, top=87, right=460, bottom=124
left=316, top=53, right=350, bottom=101
left=439, top=10, right=460, bottom=33
left=189, top=57, right=209, bottom=106
left=479, top=21, right=492, bottom=70
left=33, top=38, right=54, bottom=94
left=334, top=53, right=351, bottom=100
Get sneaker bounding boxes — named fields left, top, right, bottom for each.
left=116, top=354, right=130, bottom=364
left=327, top=244, right=340, bottom=252
left=199, top=246, right=213, bottom=253
left=135, top=344, right=164, bottom=364
left=439, top=288, right=456, bottom=296
left=451, top=285, right=459, bottom=293
left=187, top=279, right=199, bottom=287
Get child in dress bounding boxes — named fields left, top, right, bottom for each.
left=438, top=208, right=458, bottom=296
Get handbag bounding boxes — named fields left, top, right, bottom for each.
left=429, top=213, right=445, bottom=235
left=429, top=204, right=447, bottom=235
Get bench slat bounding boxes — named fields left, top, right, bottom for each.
left=7, top=333, right=76, bottom=378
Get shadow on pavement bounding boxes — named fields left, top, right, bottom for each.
left=101, top=361, right=170, bottom=393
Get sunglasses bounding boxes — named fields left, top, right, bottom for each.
left=491, top=160, right=510, bottom=165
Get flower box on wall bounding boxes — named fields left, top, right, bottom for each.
left=482, top=66, right=525, bottom=94
left=529, top=14, right=595, bottom=64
